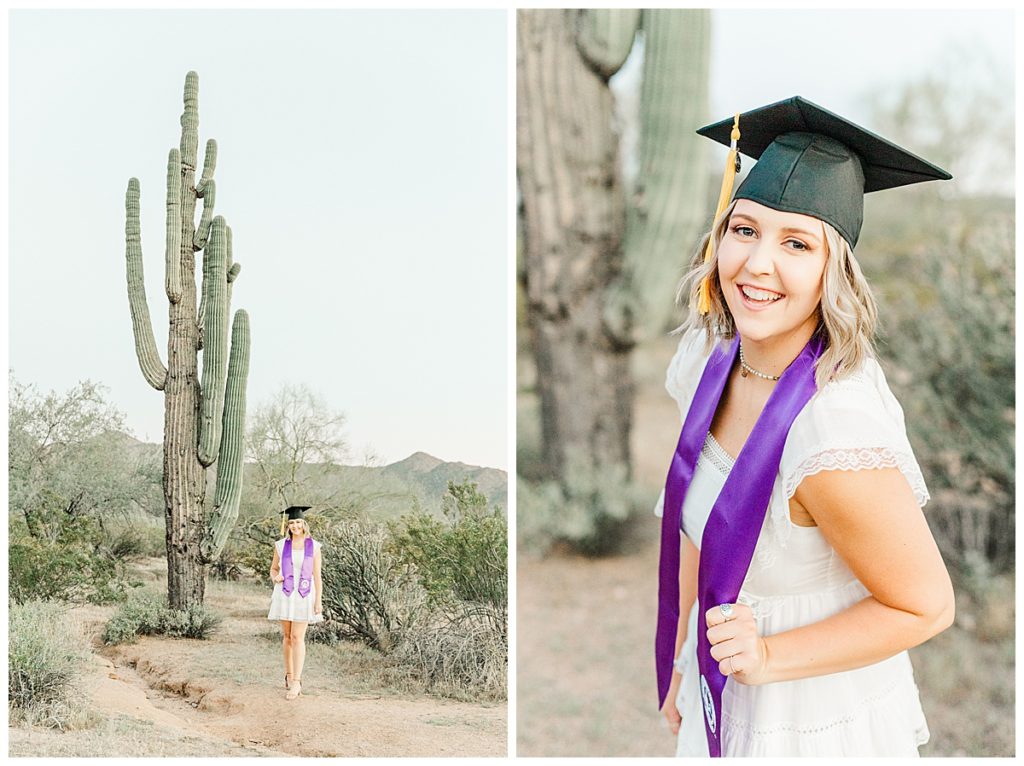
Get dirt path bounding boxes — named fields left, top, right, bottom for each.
left=20, top=569, right=506, bottom=758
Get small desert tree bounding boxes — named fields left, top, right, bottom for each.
left=245, top=382, right=349, bottom=508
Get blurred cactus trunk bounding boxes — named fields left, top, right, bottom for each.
left=517, top=10, right=709, bottom=502
left=124, top=72, right=251, bottom=609
left=517, top=9, right=632, bottom=481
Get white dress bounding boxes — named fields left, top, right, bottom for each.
left=655, top=331, right=931, bottom=757
left=267, top=537, right=324, bottom=624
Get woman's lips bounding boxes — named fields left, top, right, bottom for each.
left=736, top=283, right=784, bottom=312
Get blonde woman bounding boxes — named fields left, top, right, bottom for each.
left=654, top=97, right=955, bottom=757
left=268, top=505, right=323, bottom=700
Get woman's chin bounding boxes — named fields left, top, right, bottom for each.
left=732, top=320, right=778, bottom=345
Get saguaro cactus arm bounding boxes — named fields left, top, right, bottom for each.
left=603, top=9, right=711, bottom=343
left=164, top=149, right=183, bottom=303
left=575, top=9, right=641, bottom=79
left=180, top=71, right=199, bottom=171
left=196, top=138, right=217, bottom=194
left=124, top=178, right=168, bottom=390
left=194, top=139, right=218, bottom=249
left=225, top=224, right=241, bottom=306
left=201, top=308, right=251, bottom=562
left=197, top=216, right=230, bottom=467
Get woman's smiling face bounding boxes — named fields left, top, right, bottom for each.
left=288, top=519, right=305, bottom=536
left=717, top=199, right=828, bottom=346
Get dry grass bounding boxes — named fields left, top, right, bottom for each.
left=7, top=713, right=260, bottom=757
left=11, top=558, right=506, bottom=758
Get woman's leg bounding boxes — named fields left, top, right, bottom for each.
left=281, top=621, right=294, bottom=684
left=290, top=621, right=309, bottom=681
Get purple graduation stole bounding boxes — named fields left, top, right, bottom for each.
left=281, top=536, right=314, bottom=598
left=656, top=333, right=823, bottom=757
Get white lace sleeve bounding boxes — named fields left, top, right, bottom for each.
left=770, top=357, right=930, bottom=545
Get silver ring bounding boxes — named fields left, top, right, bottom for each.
left=719, top=603, right=735, bottom=621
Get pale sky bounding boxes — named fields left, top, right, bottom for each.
left=6, top=9, right=1016, bottom=474
left=615, top=8, right=1014, bottom=195
left=9, top=10, right=508, bottom=470
left=707, top=9, right=1015, bottom=195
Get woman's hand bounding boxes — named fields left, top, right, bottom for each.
left=705, top=603, right=769, bottom=686
left=272, top=573, right=284, bottom=584
left=314, top=599, right=322, bottom=615
left=660, top=673, right=683, bottom=735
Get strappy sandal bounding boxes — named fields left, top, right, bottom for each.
left=286, top=677, right=302, bottom=700
left=284, top=673, right=292, bottom=689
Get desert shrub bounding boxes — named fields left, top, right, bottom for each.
left=102, top=592, right=222, bottom=644
left=9, top=601, right=96, bottom=729
left=391, top=481, right=507, bottom=612
left=387, top=605, right=507, bottom=701
left=518, top=448, right=649, bottom=556
left=105, top=514, right=166, bottom=560
left=877, top=205, right=1014, bottom=577
left=318, top=520, right=425, bottom=652
left=230, top=515, right=280, bottom=584
left=9, top=508, right=134, bottom=605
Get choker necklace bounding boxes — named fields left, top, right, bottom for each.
left=739, top=344, right=781, bottom=381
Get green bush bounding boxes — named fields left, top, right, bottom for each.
left=391, top=481, right=507, bottom=611
left=9, top=510, right=134, bottom=605
left=876, top=203, right=1014, bottom=576
left=102, top=592, right=223, bottom=645
left=9, top=601, right=96, bottom=729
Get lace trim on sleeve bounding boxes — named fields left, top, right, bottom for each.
left=784, top=447, right=930, bottom=508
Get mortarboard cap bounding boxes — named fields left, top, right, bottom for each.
left=283, top=506, right=311, bottom=520
left=280, top=505, right=312, bottom=536
left=696, top=96, right=952, bottom=248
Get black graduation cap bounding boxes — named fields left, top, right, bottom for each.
left=280, top=505, right=311, bottom=535
left=283, top=505, right=311, bottom=520
left=696, top=96, right=952, bottom=247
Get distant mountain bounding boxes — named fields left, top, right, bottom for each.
left=385, top=451, right=445, bottom=474
left=382, top=452, right=507, bottom=514
left=120, top=437, right=506, bottom=520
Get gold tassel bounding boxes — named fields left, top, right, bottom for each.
left=698, top=114, right=741, bottom=314
left=280, top=514, right=287, bottom=538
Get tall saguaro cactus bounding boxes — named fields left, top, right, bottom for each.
left=124, top=71, right=251, bottom=610
left=517, top=10, right=709, bottom=542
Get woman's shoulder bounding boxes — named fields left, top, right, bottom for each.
left=781, top=355, right=928, bottom=506
left=803, top=355, right=907, bottom=427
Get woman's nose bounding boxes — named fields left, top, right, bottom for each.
left=744, top=241, right=775, bottom=276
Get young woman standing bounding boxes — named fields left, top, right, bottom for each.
left=268, top=505, right=323, bottom=700
left=656, top=97, right=955, bottom=756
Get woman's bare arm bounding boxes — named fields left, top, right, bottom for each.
left=270, top=544, right=283, bottom=583
left=758, top=466, right=954, bottom=683
left=313, top=547, right=323, bottom=609
left=677, top=534, right=700, bottom=659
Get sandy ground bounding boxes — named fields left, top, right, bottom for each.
left=10, top=567, right=506, bottom=758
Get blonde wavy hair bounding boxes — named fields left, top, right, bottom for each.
left=675, top=200, right=878, bottom=388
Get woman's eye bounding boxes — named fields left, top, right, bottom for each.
left=732, top=225, right=756, bottom=237
left=786, top=239, right=808, bottom=251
